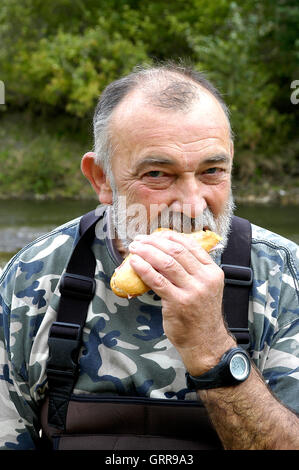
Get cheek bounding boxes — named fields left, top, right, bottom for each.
left=204, top=182, right=231, bottom=216
left=127, top=183, right=171, bottom=206
left=126, top=185, right=174, bottom=222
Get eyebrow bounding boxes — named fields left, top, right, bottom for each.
left=134, top=153, right=231, bottom=173
left=201, top=154, right=231, bottom=165
left=134, top=157, right=176, bottom=173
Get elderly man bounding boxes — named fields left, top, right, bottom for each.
left=0, top=63, right=298, bottom=450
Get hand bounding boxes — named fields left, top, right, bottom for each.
left=129, top=230, right=236, bottom=375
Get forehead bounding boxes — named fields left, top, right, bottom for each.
left=109, top=86, right=231, bottom=164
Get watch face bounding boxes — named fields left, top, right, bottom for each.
left=229, top=353, right=249, bottom=381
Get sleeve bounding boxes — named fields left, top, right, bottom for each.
left=0, top=265, right=39, bottom=449
left=260, top=243, right=299, bottom=415
left=263, top=317, right=299, bottom=415
left=0, top=221, right=79, bottom=449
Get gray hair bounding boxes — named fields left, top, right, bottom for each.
left=92, top=62, right=232, bottom=186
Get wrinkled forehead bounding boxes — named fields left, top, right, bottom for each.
left=110, top=84, right=231, bottom=144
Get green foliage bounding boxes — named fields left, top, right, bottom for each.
left=21, top=27, right=149, bottom=116
left=0, top=113, right=93, bottom=198
left=0, top=0, right=298, bottom=196
left=187, top=2, right=291, bottom=153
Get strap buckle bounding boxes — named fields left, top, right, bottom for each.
left=59, top=273, right=96, bottom=300
left=46, top=322, right=81, bottom=379
left=220, top=264, right=253, bottom=286
left=46, top=322, right=83, bottom=430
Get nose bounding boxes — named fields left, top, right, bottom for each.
left=169, top=174, right=207, bottom=218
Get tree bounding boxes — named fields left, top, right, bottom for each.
left=0, top=0, right=298, bottom=186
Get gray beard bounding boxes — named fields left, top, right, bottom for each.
left=111, top=192, right=235, bottom=256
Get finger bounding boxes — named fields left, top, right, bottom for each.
left=129, top=240, right=191, bottom=287
left=131, top=234, right=201, bottom=276
left=155, top=230, right=215, bottom=265
left=129, top=253, right=177, bottom=298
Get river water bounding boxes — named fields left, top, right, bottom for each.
left=0, top=199, right=298, bottom=270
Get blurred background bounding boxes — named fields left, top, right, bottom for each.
left=0, top=0, right=298, bottom=270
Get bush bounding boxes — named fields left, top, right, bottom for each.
left=0, top=113, right=93, bottom=198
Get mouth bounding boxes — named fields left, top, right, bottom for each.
left=153, top=212, right=212, bottom=234
left=160, top=224, right=211, bottom=233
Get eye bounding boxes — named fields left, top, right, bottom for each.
left=204, top=167, right=218, bottom=174
left=141, top=169, right=173, bottom=189
left=144, top=170, right=166, bottom=178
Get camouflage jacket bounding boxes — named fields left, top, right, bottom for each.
left=0, top=206, right=298, bottom=449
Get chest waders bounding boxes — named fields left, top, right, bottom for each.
left=41, top=208, right=253, bottom=450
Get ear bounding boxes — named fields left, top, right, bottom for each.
left=229, top=140, right=234, bottom=173
left=81, top=152, right=113, bottom=204
left=230, top=140, right=234, bottom=161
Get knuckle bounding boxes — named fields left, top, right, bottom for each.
left=143, top=263, right=153, bottom=276
left=178, top=293, right=190, bottom=308
left=163, top=255, right=176, bottom=270
left=207, top=270, right=225, bottom=290
left=216, top=267, right=225, bottom=283
left=171, top=244, right=186, bottom=257
left=153, top=273, right=168, bottom=290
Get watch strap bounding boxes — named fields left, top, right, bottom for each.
left=185, top=347, right=250, bottom=390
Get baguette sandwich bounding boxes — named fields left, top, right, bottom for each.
left=110, top=229, right=222, bottom=298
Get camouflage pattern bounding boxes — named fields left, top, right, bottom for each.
left=0, top=206, right=298, bottom=449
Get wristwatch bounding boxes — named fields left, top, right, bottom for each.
left=185, top=347, right=251, bottom=390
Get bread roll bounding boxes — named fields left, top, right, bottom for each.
left=110, top=229, right=222, bottom=298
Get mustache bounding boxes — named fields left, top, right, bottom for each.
left=150, top=208, right=217, bottom=234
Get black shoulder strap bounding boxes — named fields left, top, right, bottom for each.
left=46, top=207, right=105, bottom=430
left=220, top=216, right=253, bottom=349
